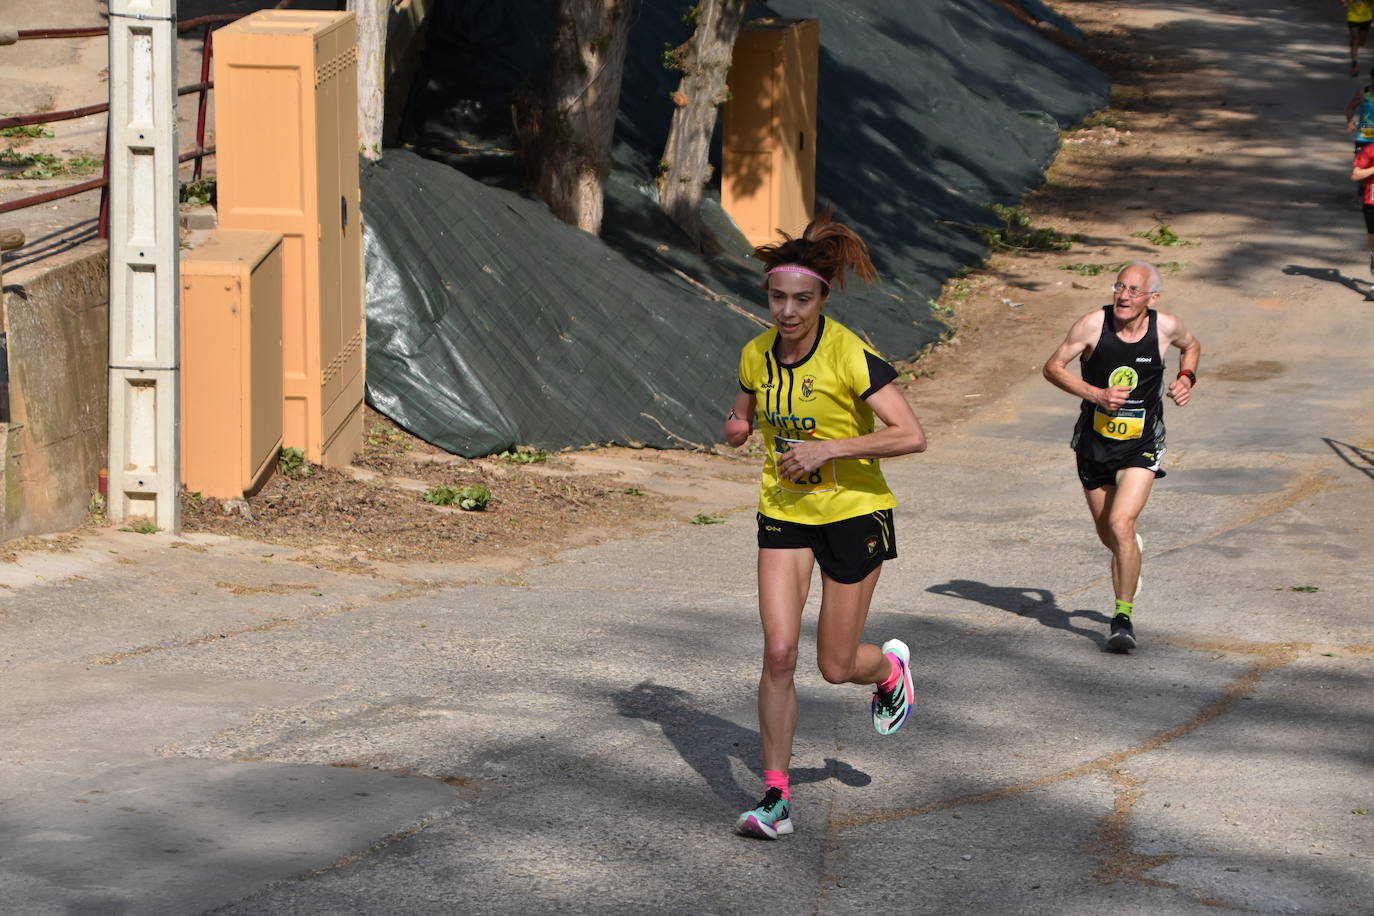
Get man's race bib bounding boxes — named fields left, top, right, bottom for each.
left=1093, top=407, right=1145, bottom=441
left=773, top=435, right=837, bottom=494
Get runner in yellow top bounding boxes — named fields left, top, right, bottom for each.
left=1346, top=0, right=1373, bottom=76
left=723, top=207, right=927, bottom=839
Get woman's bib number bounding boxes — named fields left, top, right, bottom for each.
left=1093, top=407, right=1145, bottom=441
left=773, top=436, right=838, bottom=494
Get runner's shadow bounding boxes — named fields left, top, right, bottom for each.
left=1281, top=264, right=1374, bottom=300
left=1323, top=436, right=1374, bottom=481
left=926, top=579, right=1111, bottom=648
left=612, top=681, right=871, bottom=808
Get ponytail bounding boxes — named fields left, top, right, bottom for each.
left=753, top=206, right=878, bottom=290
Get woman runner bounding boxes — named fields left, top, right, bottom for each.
left=723, top=208, right=928, bottom=839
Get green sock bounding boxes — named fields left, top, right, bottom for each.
left=1115, top=599, right=1134, bottom=618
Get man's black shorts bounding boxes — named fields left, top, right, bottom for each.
left=1362, top=203, right=1374, bottom=233
left=757, top=510, right=896, bottom=584
left=1076, top=447, right=1166, bottom=490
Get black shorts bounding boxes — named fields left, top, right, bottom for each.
left=757, top=509, right=896, bottom=584
left=1362, top=203, right=1374, bottom=233
left=1351, top=19, right=1372, bottom=35
left=1076, top=446, right=1166, bottom=490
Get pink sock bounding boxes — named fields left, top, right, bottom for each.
left=763, top=769, right=790, bottom=801
left=878, top=652, right=902, bottom=692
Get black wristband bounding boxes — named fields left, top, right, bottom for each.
left=1177, top=369, right=1196, bottom=386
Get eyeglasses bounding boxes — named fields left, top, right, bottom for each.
left=1111, top=282, right=1157, bottom=298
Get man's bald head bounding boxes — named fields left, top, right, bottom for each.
left=1117, top=261, right=1161, bottom=294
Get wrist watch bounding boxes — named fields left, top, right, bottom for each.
left=1176, top=369, right=1196, bottom=386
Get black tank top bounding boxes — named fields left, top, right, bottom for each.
left=1073, top=306, right=1165, bottom=461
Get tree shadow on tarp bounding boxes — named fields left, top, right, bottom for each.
left=1323, top=437, right=1374, bottom=481
left=1281, top=265, right=1374, bottom=300
left=926, top=579, right=1111, bottom=648
left=612, top=681, right=870, bottom=808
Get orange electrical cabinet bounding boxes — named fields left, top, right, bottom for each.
left=213, top=10, right=364, bottom=467
left=722, top=18, right=819, bottom=247
left=180, top=229, right=285, bottom=500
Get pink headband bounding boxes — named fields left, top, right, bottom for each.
left=766, top=265, right=831, bottom=288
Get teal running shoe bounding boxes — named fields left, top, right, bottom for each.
left=736, top=787, right=793, bottom=839
left=871, top=638, right=913, bottom=736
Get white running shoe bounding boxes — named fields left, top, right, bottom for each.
left=871, top=638, right=913, bottom=736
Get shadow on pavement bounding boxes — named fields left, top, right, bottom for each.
left=612, top=682, right=871, bottom=808
left=926, top=579, right=1111, bottom=648
left=1323, top=436, right=1374, bottom=481
left=1282, top=264, right=1374, bottom=300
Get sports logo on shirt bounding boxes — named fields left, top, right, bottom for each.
left=1108, top=366, right=1139, bottom=391
left=799, top=375, right=817, bottom=400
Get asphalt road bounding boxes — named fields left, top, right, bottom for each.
left=2, top=1, right=1372, bottom=913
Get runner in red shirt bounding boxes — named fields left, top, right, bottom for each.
left=1351, top=144, right=1374, bottom=276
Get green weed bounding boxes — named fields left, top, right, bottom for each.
left=423, top=484, right=491, bottom=511
left=1059, top=262, right=1126, bottom=277
left=365, top=423, right=410, bottom=454
left=0, top=148, right=102, bottom=179
left=120, top=518, right=160, bottom=534
left=1132, top=224, right=1196, bottom=247
left=617, top=487, right=645, bottom=496
left=180, top=176, right=216, bottom=207
left=0, top=124, right=54, bottom=139
left=1289, top=584, right=1319, bottom=593
left=927, top=298, right=955, bottom=319
left=1081, top=110, right=1126, bottom=130
left=278, top=447, right=312, bottom=480
left=500, top=447, right=550, bottom=464
left=944, top=277, right=974, bottom=302
left=690, top=513, right=724, bottom=525
left=977, top=204, right=1074, bottom=252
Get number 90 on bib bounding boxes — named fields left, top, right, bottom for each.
left=772, top=435, right=838, bottom=494
left=1092, top=407, right=1145, bottom=441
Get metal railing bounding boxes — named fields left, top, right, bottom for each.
left=0, top=15, right=240, bottom=237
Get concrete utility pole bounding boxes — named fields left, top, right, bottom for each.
left=106, top=0, right=181, bottom=533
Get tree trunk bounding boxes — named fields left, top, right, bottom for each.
left=658, top=0, right=748, bottom=245
left=347, top=0, right=389, bottom=161
left=523, top=1, right=636, bottom=236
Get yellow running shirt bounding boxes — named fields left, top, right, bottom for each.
left=1351, top=1, right=1373, bottom=23
left=738, top=315, right=899, bottom=525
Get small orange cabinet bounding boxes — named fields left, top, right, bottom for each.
left=180, top=229, right=284, bottom=499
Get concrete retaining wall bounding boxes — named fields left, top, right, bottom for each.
left=1, top=242, right=108, bottom=540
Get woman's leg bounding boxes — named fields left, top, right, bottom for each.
left=814, top=564, right=890, bottom=687
left=756, top=547, right=814, bottom=774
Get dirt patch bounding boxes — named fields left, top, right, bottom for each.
left=1208, top=360, right=1284, bottom=382
left=213, top=581, right=321, bottom=597
left=0, top=533, right=83, bottom=565
left=176, top=406, right=757, bottom=568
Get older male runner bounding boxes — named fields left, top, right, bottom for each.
left=1042, top=262, right=1201, bottom=650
